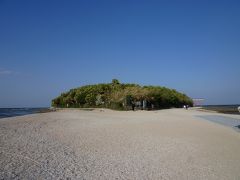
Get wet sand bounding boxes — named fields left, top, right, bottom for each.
left=0, top=108, right=240, bottom=179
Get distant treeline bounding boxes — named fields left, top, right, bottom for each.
left=52, top=79, right=193, bottom=110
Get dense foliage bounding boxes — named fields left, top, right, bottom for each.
left=52, top=79, right=193, bottom=110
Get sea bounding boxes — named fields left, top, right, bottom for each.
left=202, top=104, right=240, bottom=115
left=0, top=108, right=50, bottom=119
left=197, top=105, right=240, bottom=131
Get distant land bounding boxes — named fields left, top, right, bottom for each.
left=52, top=79, right=193, bottom=110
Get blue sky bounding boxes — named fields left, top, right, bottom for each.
left=0, top=0, right=240, bottom=107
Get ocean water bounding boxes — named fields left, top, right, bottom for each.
left=196, top=115, right=240, bottom=131
left=0, top=108, right=49, bottom=119
left=202, top=105, right=240, bottom=114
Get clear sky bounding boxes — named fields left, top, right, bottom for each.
left=0, top=0, right=240, bottom=107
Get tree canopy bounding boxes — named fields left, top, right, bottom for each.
left=52, top=79, right=193, bottom=110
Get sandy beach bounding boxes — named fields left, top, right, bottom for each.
left=0, top=108, right=240, bottom=179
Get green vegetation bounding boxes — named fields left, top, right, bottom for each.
left=52, top=79, right=193, bottom=110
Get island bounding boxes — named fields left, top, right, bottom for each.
left=52, top=79, right=193, bottom=110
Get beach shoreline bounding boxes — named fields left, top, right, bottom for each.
left=0, top=108, right=240, bottom=179
left=197, top=105, right=240, bottom=115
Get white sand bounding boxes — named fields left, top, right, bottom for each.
left=0, top=108, right=240, bottom=179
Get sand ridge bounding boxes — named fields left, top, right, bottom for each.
left=0, top=108, right=240, bottom=179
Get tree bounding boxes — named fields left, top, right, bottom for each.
left=112, top=79, right=120, bottom=85
left=85, top=93, right=96, bottom=106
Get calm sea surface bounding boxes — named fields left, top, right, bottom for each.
left=202, top=105, right=240, bottom=114
left=0, top=108, right=50, bottom=119
left=196, top=115, right=240, bottom=131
